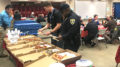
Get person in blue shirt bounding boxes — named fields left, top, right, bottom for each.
left=0, top=4, right=13, bottom=58
left=0, top=14, right=2, bottom=26
left=92, top=14, right=100, bottom=25
left=1, top=4, right=13, bottom=30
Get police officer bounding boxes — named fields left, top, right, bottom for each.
left=57, top=4, right=81, bottom=52
left=84, top=20, right=98, bottom=47
left=104, top=16, right=117, bottom=43
left=38, top=2, right=63, bottom=47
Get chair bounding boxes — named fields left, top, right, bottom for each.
left=96, top=29, right=107, bottom=48
left=79, top=37, right=85, bottom=50
left=79, top=29, right=107, bottom=50
left=80, top=33, right=98, bottom=50
left=79, top=28, right=87, bottom=50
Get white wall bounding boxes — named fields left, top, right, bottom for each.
left=75, top=1, right=107, bottom=18
left=11, top=0, right=66, bottom=2
left=106, top=0, right=113, bottom=16
left=0, top=0, right=11, bottom=12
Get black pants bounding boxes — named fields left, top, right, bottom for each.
left=63, top=35, right=80, bottom=52
left=84, top=34, right=96, bottom=45
left=0, top=27, right=5, bottom=55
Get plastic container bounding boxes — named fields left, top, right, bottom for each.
left=49, top=63, right=65, bottom=67
left=76, top=59, right=93, bottom=67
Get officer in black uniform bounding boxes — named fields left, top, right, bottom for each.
left=84, top=21, right=98, bottom=46
left=39, top=2, right=63, bottom=47
left=57, top=4, right=81, bottom=52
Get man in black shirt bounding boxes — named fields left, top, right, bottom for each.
left=14, top=10, right=21, bottom=21
left=57, top=4, right=80, bottom=52
left=36, top=14, right=45, bottom=23
left=38, top=2, right=63, bottom=46
left=84, top=21, right=98, bottom=47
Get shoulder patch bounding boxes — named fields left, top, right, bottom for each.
left=70, top=19, right=75, bottom=25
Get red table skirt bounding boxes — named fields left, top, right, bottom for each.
left=66, top=64, right=75, bottom=67
left=3, top=41, right=24, bottom=67
left=3, top=41, right=76, bottom=67
left=81, top=31, right=88, bottom=38
left=115, top=45, right=120, bottom=63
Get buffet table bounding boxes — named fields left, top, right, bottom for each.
left=3, top=35, right=81, bottom=67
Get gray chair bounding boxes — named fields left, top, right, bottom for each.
left=96, top=29, right=107, bottom=48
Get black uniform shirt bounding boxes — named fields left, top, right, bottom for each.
left=61, top=11, right=80, bottom=40
left=84, top=22, right=98, bottom=36
left=47, top=8, right=62, bottom=34
left=104, top=20, right=117, bottom=31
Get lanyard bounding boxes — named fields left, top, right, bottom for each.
left=50, top=9, right=54, bottom=23
left=64, top=17, right=68, bottom=22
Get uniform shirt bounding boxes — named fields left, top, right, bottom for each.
left=47, top=8, right=62, bottom=34
left=1, top=10, right=13, bottom=27
left=84, top=21, right=98, bottom=36
left=61, top=11, right=80, bottom=40
left=104, top=20, right=117, bottom=31
left=0, top=14, right=2, bottom=26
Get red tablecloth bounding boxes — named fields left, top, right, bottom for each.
left=115, top=45, right=120, bottom=64
left=98, top=25, right=106, bottom=30
left=21, top=18, right=26, bottom=20
left=81, top=31, right=88, bottom=38
left=66, top=64, right=75, bottom=67
left=3, top=41, right=76, bottom=67
left=3, top=41, right=24, bottom=67
left=30, top=18, right=34, bottom=20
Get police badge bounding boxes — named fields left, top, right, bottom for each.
left=70, top=19, right=75, bottom=25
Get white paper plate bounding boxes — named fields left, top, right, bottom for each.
left=76, top=59, right=93, bottom=67
left=49, top=63, right=65, bottom=67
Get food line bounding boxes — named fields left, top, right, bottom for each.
left=3, top=35, right=81, bottom=67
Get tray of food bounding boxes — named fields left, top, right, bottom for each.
left=25, top=56, right=57, bottom=67
left=19, top=35, right=36, bottom=40
left=6, top=40, right=27, bottom=47
left=33, top=43, right=56, bottom=52
left=5, top=35, right=41, bottom=46
left=18, top=47, right=64, bottom=66
left=23, top=37, right=42, bottom=42
left=7, top=43, right=29, bottom=51
left=7, top=40, right=43, bottom=51
left=52, top=49, right=81, bottom=65
left=11, top=47, right=36, bottom=57
left=42, top=47, right=65, bottom=56
left=27, top=41, right=42, bottom=47
left=18, top=52, right=46, bottom=66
